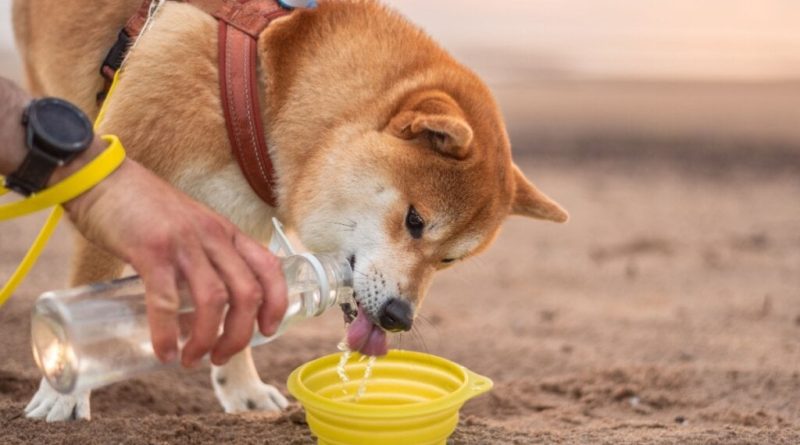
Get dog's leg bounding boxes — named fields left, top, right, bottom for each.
left=26, top=236, right=126, bottom=422
left=211, top=347, right=288, bottom=413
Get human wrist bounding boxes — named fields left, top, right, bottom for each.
left=61, top=154, right=132, bottom=221
left=0, top=79, right=31, bottom=176
left=47, top=136, right=108, bottom=186
left=3, top=94, right=97, bottom=195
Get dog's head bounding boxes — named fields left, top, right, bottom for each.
left=286, top=79, right=567, bottom=355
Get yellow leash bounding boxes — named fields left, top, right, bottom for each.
left=0, top=71, right=125, bottom=307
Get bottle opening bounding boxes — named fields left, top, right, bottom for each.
left=315, top=254, right=355, bottom=308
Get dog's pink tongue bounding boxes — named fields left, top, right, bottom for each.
left=346, top=310, right=388, bottom=356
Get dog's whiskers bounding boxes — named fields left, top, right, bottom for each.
left=410, top=325, right=429, bottom=353
left=389, top=322, right=429, bottom=354
left=327, top=220, right=357, bottom=232
left=352, top=270, right=370, bottom=279
left=414, top=313, right=435, bottom=329
left=414, top=312, right=443, bottom=353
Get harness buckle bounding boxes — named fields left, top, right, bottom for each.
left=97, top=30, right=131, bottom=103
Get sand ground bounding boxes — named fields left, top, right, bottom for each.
left=2, top=3, right=799, bottom=442
left=1, top=150, right=799, bottom=444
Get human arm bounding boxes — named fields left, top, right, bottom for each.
left=1, top=77, right=288, bottom=366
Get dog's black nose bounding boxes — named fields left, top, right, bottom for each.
left=378, top=298, right=413, bottom=332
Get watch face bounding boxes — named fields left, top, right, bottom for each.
left=278, top=0, right=316, bottom=9
left=29, top=98, right=94, bottom=158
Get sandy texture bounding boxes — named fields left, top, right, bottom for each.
left=1, top=152, right=799, bottom=443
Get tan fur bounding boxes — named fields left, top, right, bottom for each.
left=15, top=0, right=569, bottom=420
left=70, top=239, right=127, bottom=285
left=13, top=0, right=568, bottom=329
left=388, top=90, right=474, bottom=159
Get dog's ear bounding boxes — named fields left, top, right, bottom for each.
left=387, top=90, right=473, bottom=159
left=510, top=164, right=569, bottom=223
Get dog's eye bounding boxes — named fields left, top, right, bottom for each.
left=405, top=206, right=425, bottom=239
left=441, top=258, right=456, bottom=264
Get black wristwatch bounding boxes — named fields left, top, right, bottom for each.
left=4, top=98, right=94, bottom=196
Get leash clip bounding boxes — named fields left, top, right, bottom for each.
left=97, top=30, right=131, bottom=103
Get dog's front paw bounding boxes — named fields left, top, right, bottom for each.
left=25, top=378, right=91, bottom=422
left=212, top=371, right=288, bottom=413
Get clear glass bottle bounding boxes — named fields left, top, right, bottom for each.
left=31, top=253, right=353, bottom=395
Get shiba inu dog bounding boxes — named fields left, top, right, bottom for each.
left=13, top=0, right=567, bottom=421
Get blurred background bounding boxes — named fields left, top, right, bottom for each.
left=398, top=0, right=800, bottom=159
left=3, top=0, right=800, bottom=154
left=1, top=1, right=799, bottom=443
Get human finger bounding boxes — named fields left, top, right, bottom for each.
left=234, top=234, right=288, bottom=336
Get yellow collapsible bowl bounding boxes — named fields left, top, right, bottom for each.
left=287, top=349, right=493, bottom=445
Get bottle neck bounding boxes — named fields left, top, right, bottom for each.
left=300, top=253, right=354, bottom=314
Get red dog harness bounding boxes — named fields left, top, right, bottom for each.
left=99, top=0, right=302, bottom=207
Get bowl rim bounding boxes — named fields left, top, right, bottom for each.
left=287, top=349, right=493, bottom=418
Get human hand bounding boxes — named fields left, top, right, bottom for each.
left=63, top=154, right=288, bottom=367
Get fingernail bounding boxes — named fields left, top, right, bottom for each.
left=261, top=323, right=278, bottom=337
left=164, top=349, right=178, bottom=363
left=180, top=352, right=196, bottom=368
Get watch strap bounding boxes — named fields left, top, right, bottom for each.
left=4, top=149, right=61, bottom=196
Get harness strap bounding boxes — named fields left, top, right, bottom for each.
left=215, top=1, right=289, bottom=206
left=218, top=20, right=280, bottom=205
left=100, top=0, right=290, bottom=207
left=124, top=0, right=156, bottom=38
